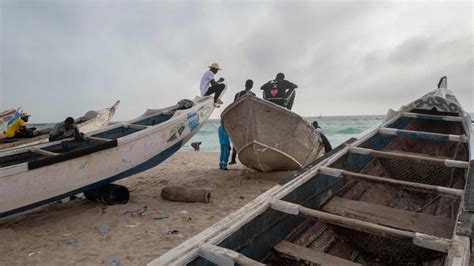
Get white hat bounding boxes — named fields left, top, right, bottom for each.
left=208, top=63, right=221, bottom=70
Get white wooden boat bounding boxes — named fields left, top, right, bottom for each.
left=151, top=77, right=473, bottom=265
left=0, top=101, right=120, bottom=151
left=221, top=94, right=323, bottom=172
left=0, top=96, right=214, bottom=217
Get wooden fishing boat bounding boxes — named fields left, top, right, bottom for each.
left=0, top=100, right=121, bottom=151
left=221, top=94, right=323, bottom=172
left=151, top=77, right=473, bottom=265
left=0, top=97, right=214, bottom=217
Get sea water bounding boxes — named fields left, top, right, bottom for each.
left=182, top=115, right=386, bottom=151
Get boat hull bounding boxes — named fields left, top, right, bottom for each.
left=221, top=94, right=322, bottom=172
left=0, top=97, right=214, bottom=217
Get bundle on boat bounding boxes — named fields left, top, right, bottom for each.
left=151, top=77, right=473, bottom=266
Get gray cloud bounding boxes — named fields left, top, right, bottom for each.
left=1, top=0, right=472, bottom=122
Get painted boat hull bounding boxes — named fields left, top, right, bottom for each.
left=151, top=78, right=472, bottom=266
left=0, top=100, right=120, bottom=151
left=0, top=96, right=214, bottom=217
left=221, top=94, right=323, bottom=172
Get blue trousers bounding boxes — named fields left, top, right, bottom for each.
left=220, top=144, right=230, bottom=167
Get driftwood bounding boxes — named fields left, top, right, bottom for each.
left=161, top=186, right=211, bottom=203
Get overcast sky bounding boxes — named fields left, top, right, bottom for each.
left=1, top=0, right=473, bottom=122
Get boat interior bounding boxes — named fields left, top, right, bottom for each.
left=189, top=108, right=470, bottom=265
left=0, top=112, right=177, bottom=170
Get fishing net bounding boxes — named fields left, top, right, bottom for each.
left=379, top=158, right=451, bottom=187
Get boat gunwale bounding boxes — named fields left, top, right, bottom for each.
left=0, top=96, right=214, bottom=175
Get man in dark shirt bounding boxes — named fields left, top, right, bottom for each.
left=260, top=73, right=297, bottom=110
left=229, top=79, right=255, bottom=164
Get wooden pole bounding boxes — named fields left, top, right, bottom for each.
left=318, top=167, right=463, bottom=197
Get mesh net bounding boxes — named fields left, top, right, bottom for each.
left=379, top=158, right=451, bottom=186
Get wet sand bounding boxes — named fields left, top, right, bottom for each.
left=0, top=151, right=291, bottom=265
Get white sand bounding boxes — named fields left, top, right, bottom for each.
left=0, top=151, right=292, bottom=265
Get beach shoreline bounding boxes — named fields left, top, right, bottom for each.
left=0, top=151, right=293, bottom=265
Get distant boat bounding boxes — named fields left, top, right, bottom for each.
left=221, top=94, right=323, bottom=172
left=0, top=96, right=214, bottom=217
left=0, top=101, right=120, bottom=151
left=152, top=77, right=472, bottom=265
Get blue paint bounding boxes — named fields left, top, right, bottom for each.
left=94, top=126, right=142, bottom=139
left=134, top=114, right=173, bottom=126
left=187, top=112, right=199, bottom=132
left=395, top=130, right=450, bottom=142
left=1, top=140, right=183, bottom=218
left=189, top=174, right=344, bottom=265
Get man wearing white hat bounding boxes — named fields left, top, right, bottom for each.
left=200, top=63, right=227, bottom=105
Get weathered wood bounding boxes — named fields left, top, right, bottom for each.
left=30, top=148, right=58, bottom=157
left=198, top=244, right=265, bottom=266
left=378, top=127, right=468, bottom=143
left=274, top=240, right=360, bottom=266
left=402, top=112, right=464, bottom=122
left=349, top=147, right=469, bottom=168
left=322, top=197, right=455, bottom=238
left=270, top=199, right=452, bottom=252
left=319, top=166, right=463, bottom=197
left=161, top=186, right=211, bottom=203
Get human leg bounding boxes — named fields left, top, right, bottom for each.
left=230, top=147, right=237, bottom=164
left=285, top=89, right=296, bottom=110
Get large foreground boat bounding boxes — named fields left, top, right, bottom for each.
left=0, top=100, right=121, bottom=151
left=0, top=96, right=214, bottom=217
left=221, top=94, right=323, bottom=172
left=152, top=77, right=473, bottom=265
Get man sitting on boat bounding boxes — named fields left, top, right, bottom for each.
left=4, top=112, right=38, bottom=139
left=312, top=121, right=332, bottom=153
left=49, top=117, right=83, bottom=142
left=261, top=73, right=298, bottom=110
left=200, top=63, right=227, bottom=106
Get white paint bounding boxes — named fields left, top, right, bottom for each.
left=0, top=96, right=215, bottom=216
left=269, top=200, right=299, bottom=215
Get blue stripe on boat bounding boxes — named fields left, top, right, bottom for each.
left=0, top=140, right=183, bottom=218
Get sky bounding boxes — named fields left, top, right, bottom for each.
left=1, top=0, right=473, bottom=122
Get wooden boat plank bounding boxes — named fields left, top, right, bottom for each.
left=349, top=146, right=469, bottom=168
left=198, top=244, right=265, bottom=266
left=319, top=166, right=464, bottom=197
left=322, top=196, right=455, bottom=238
left=379, top=127, right=468, bottom=143
left=274, top=240, right=361, bottom=266
left=402, top=112, right=464, bottom=122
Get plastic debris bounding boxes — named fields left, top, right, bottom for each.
left=123, top=206, right=149, bottom=217
left=99, top=224, right=109, bottom=236
left=28, top=252, right=35, bottom=257
left=57, top=239, right=78, bottom=246
left=109, top=258, right=121, bottom=266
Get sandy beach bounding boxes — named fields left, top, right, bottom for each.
left=0, top=151, right=292, bottom=265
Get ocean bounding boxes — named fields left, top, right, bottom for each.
left=32, top=114, right=473, bottom=152
left=181, top=115, right=386, bottom=151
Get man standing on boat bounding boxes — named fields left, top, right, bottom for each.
left=229, top=79, right=255, bottom=164
left=49, top=117, right=83, bottom=142
left=260, top=73, right=297, bottom=110
left=200, top=63, right=227, bottom=106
